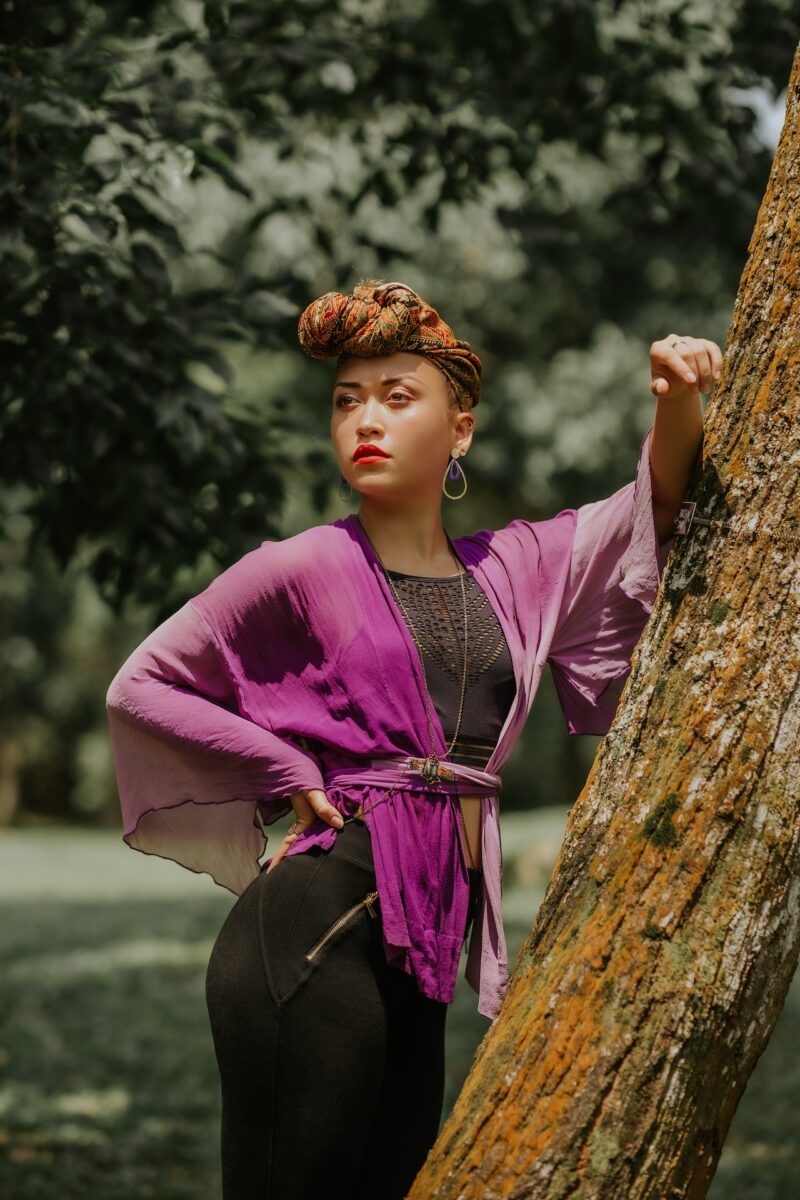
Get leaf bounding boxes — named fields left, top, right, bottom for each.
left=130, top=240, right=172, bottom=292
left=204, top=0, right=230, bottom=40
left=22, top=101, right=76, bottom=128
left=157, top=30, right=198, bottom=52
left=127, top=184, right=184, bottom=230
left=184, top=138, right=252, bottom=199
left=186, top=347, right=234, bottom=387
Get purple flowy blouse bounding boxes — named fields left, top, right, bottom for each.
left=105, top=426, right=673, bottom=1021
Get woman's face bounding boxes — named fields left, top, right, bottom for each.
left=330, top=351, right=474, bottom=504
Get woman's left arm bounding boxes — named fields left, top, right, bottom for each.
left=648, top=335, right=724, bottom=543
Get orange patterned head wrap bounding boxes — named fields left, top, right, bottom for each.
left=297, top=278, right=482, bottom=410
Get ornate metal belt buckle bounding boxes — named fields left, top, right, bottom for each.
left=406, top=753, right=456, bottom=783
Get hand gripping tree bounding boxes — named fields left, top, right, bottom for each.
left=408, top=43, right=800, bottom=1200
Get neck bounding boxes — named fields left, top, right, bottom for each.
left=354, top=501, right=458, bottom=575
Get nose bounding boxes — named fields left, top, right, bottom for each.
left=355, top=395, right=385, bottom=437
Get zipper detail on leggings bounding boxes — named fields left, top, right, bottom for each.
left=304, top=890, right=380, bottom=962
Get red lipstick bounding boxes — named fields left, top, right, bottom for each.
left=353, top=444, right=390, bottom=463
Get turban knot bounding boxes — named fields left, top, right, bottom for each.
left=297, top=279, right=482, bottom=409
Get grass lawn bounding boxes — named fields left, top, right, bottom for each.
left=1, top=818, right=797, bottom=1198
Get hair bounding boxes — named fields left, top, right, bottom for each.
left=443, top=375, right=463, bottom=412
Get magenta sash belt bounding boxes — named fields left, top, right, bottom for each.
left=323, top=753, right=502, bottom=799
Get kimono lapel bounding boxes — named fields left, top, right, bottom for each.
left=450, top=529, right=527, bottom=778
left=448, top=525, right=530, bottom=1017
left=343, top=513, right=452, bottom=760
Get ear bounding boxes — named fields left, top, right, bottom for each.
left=455, top=409, right=476, bottom=448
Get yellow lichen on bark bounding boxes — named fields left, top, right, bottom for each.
left=407, top=40, right=800, bottom=1200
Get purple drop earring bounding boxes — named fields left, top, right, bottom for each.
left=442, top=449, right=467, bottom=499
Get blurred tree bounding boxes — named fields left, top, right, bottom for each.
left=1, top=0, right=795, bottom=611
left=1, top=0, right=794, bottom=823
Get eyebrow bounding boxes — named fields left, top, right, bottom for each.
left=333, top=375, right=419, bottom=389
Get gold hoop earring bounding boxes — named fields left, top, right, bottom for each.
left=442, top=449, right=467, bottom=500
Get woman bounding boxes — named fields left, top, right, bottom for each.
left=105, top=279, right=720, bottom=1199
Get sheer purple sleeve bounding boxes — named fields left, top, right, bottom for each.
left=105, top=599, right=325, bottom=895
left=546, top=426, right=675, bottom=736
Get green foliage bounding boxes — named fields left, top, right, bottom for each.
left=1, top=2, right=305, bottom=613
left=1, top=0, right=793, bottom=607
left=0, top=0, right=794, bottom=823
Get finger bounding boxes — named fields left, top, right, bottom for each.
left=265, top=829, right=300, bottom=874
left=265, top=850, right=283, bottom=874
left=265, top=844, right=285, bottom=874
left=674, top=336, right=712, bottom=393
left=265, top=842, right=289, bottom=874
left=681, top=338, right=714, bottom=393
left=651, top=376, right=671, bottom=396
left=306, top=788, right=344, bottom=829
left=658, top=338, right=698, bottom=386
left=704, top=339, right=725, bottom=380
left=694, top=344, right=714, bottom=393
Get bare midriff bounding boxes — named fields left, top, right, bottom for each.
left=458, top=795, right=483, bottom=872
left=352, top=794, right=483, bottom=872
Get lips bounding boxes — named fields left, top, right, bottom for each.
left=353, top=445, right=390, bottom=461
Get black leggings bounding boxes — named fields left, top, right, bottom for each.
left=205, top=817, right=481, bottom=1200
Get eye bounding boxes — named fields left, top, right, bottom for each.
left=334, top=390, right=412, bottom=408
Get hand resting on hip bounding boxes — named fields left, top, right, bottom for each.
left=264, top=789, right=344, bottom=874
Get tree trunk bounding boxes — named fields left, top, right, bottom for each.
left=407, top=44, right=800, bottom=1200
left=0, top=736, right=19, bottom=826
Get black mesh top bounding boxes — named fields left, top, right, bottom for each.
left=384, top=566, right=516, bottom=771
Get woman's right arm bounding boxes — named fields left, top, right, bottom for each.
left=106, top=600, right=337, bottom=893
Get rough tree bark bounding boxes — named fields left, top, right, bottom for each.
left=407, top=43, right=800, bottom=1200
